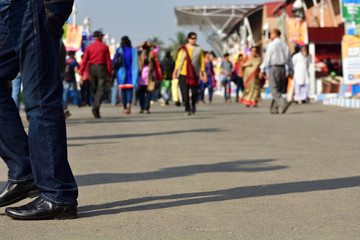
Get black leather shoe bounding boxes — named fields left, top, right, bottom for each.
left=0, top=181, right=39, bottom=207
left=5, top=197, right=77, bottom=220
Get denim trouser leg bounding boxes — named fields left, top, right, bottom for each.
left=0, top=0, right=77, bottom=206
left=62, top=80, right=70, bottom=109
left=111, top=80, right=118, bottom=105
left=11, top=76, right=21, bottom=110
left=121, top=89, right=127, bottom=109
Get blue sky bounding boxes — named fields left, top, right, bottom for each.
left=73, top=0, right=273, bottom=50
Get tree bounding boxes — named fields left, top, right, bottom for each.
left=166, top=31, right=187, bottom=59
left=147, top=36, right=165, bottom=59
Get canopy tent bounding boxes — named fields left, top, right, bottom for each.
left=175, top=5, right=260, bottom=56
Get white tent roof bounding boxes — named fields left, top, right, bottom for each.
left=175, top=5, right=260, bottom=56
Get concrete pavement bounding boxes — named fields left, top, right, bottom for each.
left=0, top=96, right=359, bottom=239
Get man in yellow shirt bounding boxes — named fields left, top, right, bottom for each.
left=172, top=32, right=205, bottom=115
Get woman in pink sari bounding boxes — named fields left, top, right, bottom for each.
left=239, top=47, right=263, bottom=107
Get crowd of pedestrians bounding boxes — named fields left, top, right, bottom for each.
left=11, top=28, right=312, bottom=120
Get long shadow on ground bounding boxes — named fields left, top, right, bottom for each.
left=67, top=128, right=223, bottom=141
left=78, top=175, right=360, bottom=218
left=75, top=159, right=286, bottom=186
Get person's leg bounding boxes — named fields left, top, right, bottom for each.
left=178, top=75, right=190, bottom=112
left=138, top=86, right=146, bottom=111
left=110, top=80, right=118, bottom=105
left=0, top=81, right=33, bottom=183
left=85, top=80, right=92, bottom=105
left=227, top=77, right=232, bottom=100
left=11, top=75, right=21, bottom=110
left=124, top=88, right=133, bottom=113
left=0, top=18, right=34, bottom=188
left=144, top=90, right=152, bottom=111
left=92, top=65, right=107, bottom=115
left=208, top=87, right=214, bottom=103
left=126, top=88, right=133, bottom=105
left=190, top=85, right=197, bottom=113
left=235, top=76, right=240, bottom=101
left=269, top=67, right=286, bottom=110
left=71, top=81, right=81, bottom=107
left=121, top=89, right=127, bottom=110
left=1, top=0, right=77, bottom=207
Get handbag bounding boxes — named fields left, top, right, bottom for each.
left=111, top=51, right=122, bottom=82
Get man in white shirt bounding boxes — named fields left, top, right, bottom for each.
left=260, top=28, right=293, bottom=114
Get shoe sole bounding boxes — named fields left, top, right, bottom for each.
left=0, top=189, right=40, bottom=208
left=5, top=207, right=77, bottom=220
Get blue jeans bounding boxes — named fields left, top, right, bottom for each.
left=0, top=0, right=78, bottom=206
left=121, top=88, right=133, bottom=110
left=223, top=76, right=232, bottom=100
left=63, top=79, right=80, bottom=109
left=111, top=80, right=119, bottom=105
left=11, top=75, right=21, bottom=110
left=234, top=76, right=244, bottom=100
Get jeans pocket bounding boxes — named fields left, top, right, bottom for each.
left=44, top=0, right=74, bottom=37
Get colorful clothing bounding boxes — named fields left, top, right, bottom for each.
left=113, top=47, right=138, bottom=89
left=240, top=57, right=262, bottom=106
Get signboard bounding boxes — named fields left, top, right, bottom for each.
left=81, top=33, right=94, bottom=52
left=342, top=35, right=360, bottom=84
left=288, top=19, right=308, bottom=45
left=65, top=24, right=83, bottom=51
left=341, top=0, right=360, bottom=23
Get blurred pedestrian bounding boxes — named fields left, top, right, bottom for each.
left=113, top=36, right=138, bottom=114
left=220, top=53, right=233, bottom=103
left=63, top=51, right=80, bottom=117
left=239, top=47, right=263, bottom=107
left=292, top=46, right=310, bottom=103
left=137, top=41, right=159, bottom=114
left=160, top=51, right=175, bottom=106
left=260, top=28, right=293, bottom=114
left=0, top=0, right=78, bottom=220
left=80, top=54, right=92, bottom=107
left=173, top=32, right=206, bottom=116
left=233, top=54, right=245, bottom=102
left=80, top=30, right=112, bottom=118
left=200, top=51, right=215, bottom=105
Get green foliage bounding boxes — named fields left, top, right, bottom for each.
left=166, top=31, right=187, bottom=59
left=146, top=31, right=187, bottom=60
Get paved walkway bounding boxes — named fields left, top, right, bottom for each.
left=1, top=97, right=359, bottom=239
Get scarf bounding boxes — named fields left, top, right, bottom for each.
left=178, top=45, right=199, bottom=86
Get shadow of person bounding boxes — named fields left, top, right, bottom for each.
left=75, top=159, right=286, bottom=186
left=78, top=176, right=360, bottom=218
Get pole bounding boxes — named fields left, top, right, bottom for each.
left=309, top=43, right=316, bottom=95
left=72, top=4, right=78, bottom=26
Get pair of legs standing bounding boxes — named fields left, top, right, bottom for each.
left=0, top=0, right=78, bottom=219
left=121, top=88, right=133, bottom=114
left=179, top=75, right=198, bottom=114
left=138, top=86, right=152, bottom=113
left=235, top=76, right=244, bottom=102
left=89, top=64, right=108, bottom=118
left=199, top=86, right=214, bottom=104
left=268, top=66, right=291, bottom=114
left=223, top=76, right=232, bottom=102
